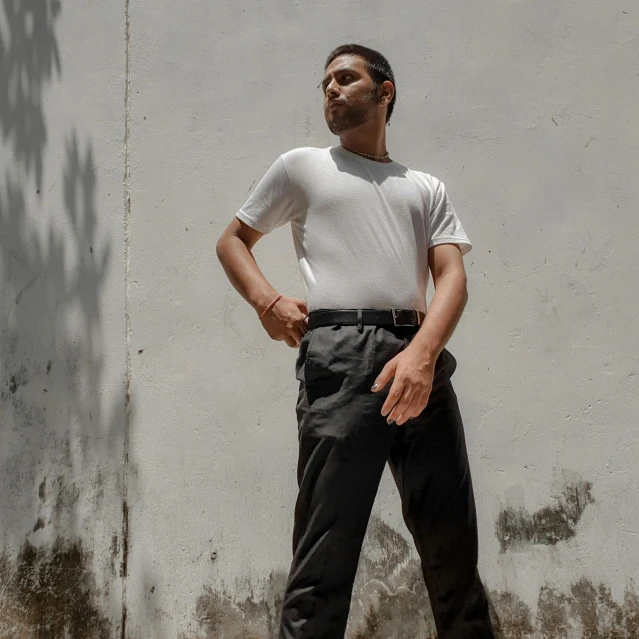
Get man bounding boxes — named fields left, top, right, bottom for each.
left=216, top=44, right=494, bottom=639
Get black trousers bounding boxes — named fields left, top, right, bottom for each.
left=279, top=324, right=494, bottom=639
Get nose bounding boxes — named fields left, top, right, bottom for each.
left=325, top=79, right=340, bottom=100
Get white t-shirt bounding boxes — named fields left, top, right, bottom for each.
left=236, top=145, right=471, bottom=314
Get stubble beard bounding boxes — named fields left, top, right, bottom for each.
left=325, top=89, right=378, bottom=135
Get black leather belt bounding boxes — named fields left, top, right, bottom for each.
left=307, top=308, right=425, bottom=330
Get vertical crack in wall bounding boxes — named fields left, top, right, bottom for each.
left=121, top=0, right=132, bottom=637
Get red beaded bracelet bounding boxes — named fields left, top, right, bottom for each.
left=258, top=294, right=283, bottom=320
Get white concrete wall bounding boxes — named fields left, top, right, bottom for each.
left=0, top=0, right=126, bottom=636
left=1, top=0, right=638, bottom=637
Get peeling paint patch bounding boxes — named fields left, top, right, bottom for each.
left=496, top=475, right=594, bottom=551
left=488, top=591, right=533, bottom=639
left=181, top=570, right=287, bottom=639
left=184, top=515, right=436, bottom=639
left=184, top=512, right=639, bottom=639
left=347, top=515, right=436, bottom=638
left=489, top=580, right=639, bottom=639
left=0, top=539, right=111, bottom=638
left=536, top=586, right=570, bottom=639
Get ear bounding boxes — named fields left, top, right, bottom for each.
left=380, top=79, right=394, bottom=105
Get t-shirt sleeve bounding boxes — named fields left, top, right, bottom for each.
left=236, top=156, right=296, bottom=234
left=428, top=177, right=472, bottom=255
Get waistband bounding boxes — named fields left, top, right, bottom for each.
left=307, top=308, right=425, bottom=331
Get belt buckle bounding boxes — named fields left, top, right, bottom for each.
left=392, top=308, right=419, bottom=327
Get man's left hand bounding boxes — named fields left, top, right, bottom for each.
left=371, top=344, right=436, bottom=426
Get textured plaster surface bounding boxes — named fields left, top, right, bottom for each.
left=0, top=0, right=127, bottom=636
left=1, top=0, right=638, bottom=637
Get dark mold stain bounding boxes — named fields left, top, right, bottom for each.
left=32, top=517, right=46, bottom=532
left=7, top=364, right=29, bottom=394
left=1, top=1, right=123, bottom=634
left=0, top=539, right=111, bottom=638
left=120, top=500, right=129, bottom=579
left=109, top=534, right=120, bottom=577
left=39, top=477, right=47, bottom=502
left=183, top=515, right=436, bottom=639
left=496, top=476, right=594, bottom=552
left=184, top=512, right=638, bottom=639
left=489, top=580, right=639, bottom=639
left=488, top=591, right=533, bottom=639
left=348, top=515, right=436, bottom=638
left=119, top=499, right=129, bottom=639
left=536, top=586, right=570, bottom=639
left=95, top=469, right=105, bottom=503
left=181, top=571, right=287, bottom=639
left=568, top=579, right=639, bottom=639
left=1, top=349, right=47, bottom=429
left=53, top=474, right=80, bottom=521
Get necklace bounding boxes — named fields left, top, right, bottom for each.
left=341, top=145, right=390, bottom=161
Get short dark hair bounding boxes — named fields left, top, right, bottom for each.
left=325, top=44, right=396, bottom=123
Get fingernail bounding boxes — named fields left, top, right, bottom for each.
left=371, top=383, right=378, bottom=391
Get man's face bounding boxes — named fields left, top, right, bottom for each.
left=321, top=55, right=380, bottom=135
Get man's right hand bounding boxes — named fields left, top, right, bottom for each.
left=260, top=296, right=309, bottom=347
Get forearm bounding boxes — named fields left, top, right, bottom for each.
left=216, top=235, right=278, bottom=315
left=411, top=270, right=468, bottom=359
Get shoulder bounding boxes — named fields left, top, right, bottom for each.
left=279, top=146, right=332, bottom=181
left=404, top=168, right=446, bottom=202
left=405, top=167, right=443, bottom=191
left=280, top=146, right=329, bottom=165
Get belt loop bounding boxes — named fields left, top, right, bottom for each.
left=357, top=308, right=363, bottom=333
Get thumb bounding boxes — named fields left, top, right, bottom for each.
left=372, top=359, right=396, bottom=392
left=295, top=299, right=309, bottom=315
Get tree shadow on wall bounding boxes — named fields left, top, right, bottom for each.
left=0, top=0, right=61, bottom=191
left=0, top=1, right=130, bottom=637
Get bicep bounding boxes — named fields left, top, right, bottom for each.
left=428, top=243, right=466, bottom=287
left=219, top=217, right=265, bottom=251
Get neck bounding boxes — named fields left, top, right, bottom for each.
left=339, top=119, right=389, bottom=161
